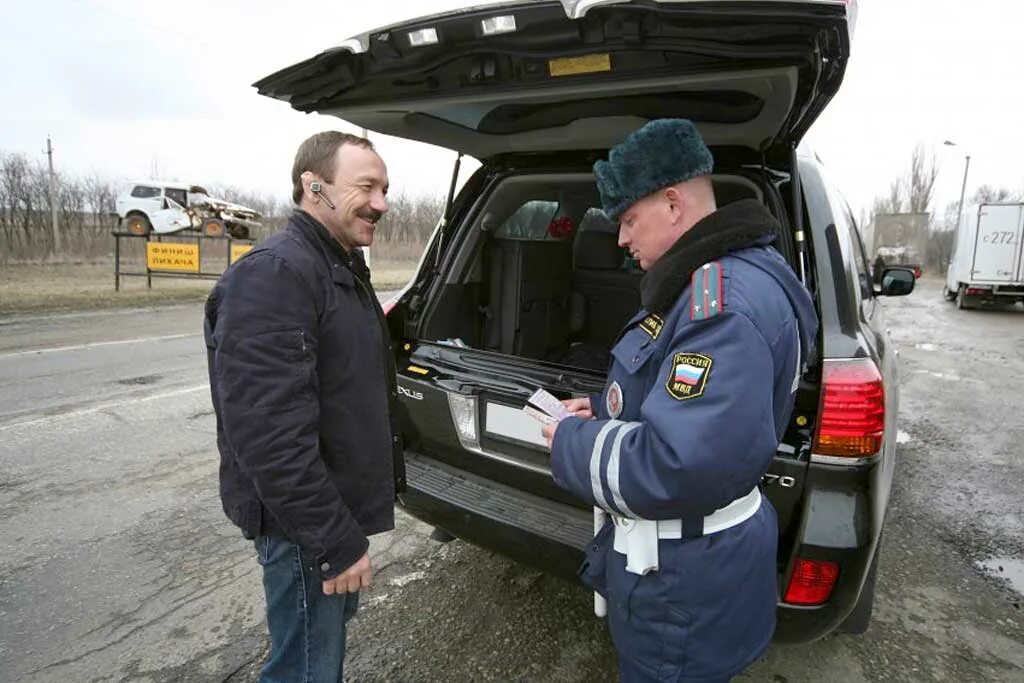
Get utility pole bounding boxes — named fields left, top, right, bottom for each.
left=955, top=155, right=971, bottom=233
left=944, top=140, right=971, bottom=232
left=46, top=136, right=61, bottom=254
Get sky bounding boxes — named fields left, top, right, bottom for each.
left=2, top=0, right=1022, bottom=221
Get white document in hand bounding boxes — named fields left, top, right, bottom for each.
left=524, top=388, right=572, bottom=423
left=523, top=405, right=558, bottom=425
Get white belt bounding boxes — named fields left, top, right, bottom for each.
left=612, top=487, right=762, bottom=575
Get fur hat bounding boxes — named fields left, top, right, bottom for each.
left=594, top=119, right=714, bottom=222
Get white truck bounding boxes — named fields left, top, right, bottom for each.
left=115, top=181, right=261, bottom=240
left=944, top=202, right=1024, bottom=309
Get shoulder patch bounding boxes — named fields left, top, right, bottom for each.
left=690, top=262, right=724, bottom=321
left=665, top=352, right=712, bottom=401
left=639, top=314, right=664, bottom=340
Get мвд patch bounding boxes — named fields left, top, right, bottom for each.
left=666, top=352, right=712, bottom=400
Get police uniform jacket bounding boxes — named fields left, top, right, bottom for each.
left=551, top=199, right=818, bottom=680
left=204, top=210, right=404, bottom=580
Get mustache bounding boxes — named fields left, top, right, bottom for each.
left=357, top=209, right=383, bottom=223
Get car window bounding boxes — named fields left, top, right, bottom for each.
left=130, top=185, right=162, bottom=199
left=824, top=182, right=872, bottom=301
left=846, top=207, right=874, bottom=300
left=578, top=207, right=617, bottom=234
left=165, top=188, right=187, bottom=207
left=494, top=200, right=560, bottom=240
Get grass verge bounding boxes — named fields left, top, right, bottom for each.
left=0, top=262, right=416, bottom=315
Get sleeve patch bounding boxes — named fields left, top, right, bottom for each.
left=665, top=352, right=713, bottom=401
left=639, top=314, right=664, bottom=340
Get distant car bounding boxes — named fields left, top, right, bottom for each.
left=115, top=181, right=261, bottom=239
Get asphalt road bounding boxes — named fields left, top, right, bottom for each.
left=0, top=280, right=1021, bottom=682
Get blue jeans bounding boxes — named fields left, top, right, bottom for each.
left=255, top=535, right=360, bottom=683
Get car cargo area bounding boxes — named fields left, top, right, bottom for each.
left=414, top=172, right=768, bottom=372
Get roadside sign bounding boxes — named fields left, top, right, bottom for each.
left=146, top=243, right=200, bottom=273
left=230, top=243, right=254, bottom=264
left=113, top=231, right=255, bottom=291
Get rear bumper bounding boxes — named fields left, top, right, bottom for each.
left=400, top=451, right=589, bottom=577
left=960, top=284, right=1024, bottom=300
left=401, top=451, right=879, bottom=643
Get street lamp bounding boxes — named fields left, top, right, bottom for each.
left=943, top=140, right=971, bottom=231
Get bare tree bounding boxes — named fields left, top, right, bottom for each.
left=971, top=184, right=1023, bottom=204
left=905, top=145, right=939, bottom=214
left=873, top=180, right=905, bottom=216
left=374, top=191, right=444, bottom=261
left=923, top=200, right=961, bottom=273
left=1, top=153, right=40, bottom=257
left=0, top=148, right=443, bottom=264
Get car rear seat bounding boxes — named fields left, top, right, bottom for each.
left=559, top=177, right=760, bottom=369
left=483, top=237, right=573, bottom=359
left=569, top=229, right=642, bottom=351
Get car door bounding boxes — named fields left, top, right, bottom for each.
left=125, top=185, right=164, bottom=217
left=254, top=1, right=854, bottom=163
left=845, top=200, right=899, bottom=502
left=973, top=203, right=1023, bottom=282
left=149, top=195, right=193, bottom=234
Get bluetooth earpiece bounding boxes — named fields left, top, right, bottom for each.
left=309, top=181, right=336, bottom=209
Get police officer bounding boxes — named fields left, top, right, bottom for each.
left=542, top=119, right=817, bottom=682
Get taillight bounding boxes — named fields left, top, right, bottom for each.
left=783, top=558, right=840, bottom=606
left=812, top=359, right=884, bottom=458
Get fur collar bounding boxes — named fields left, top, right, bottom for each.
left=641, top=199, right=780, bottom=314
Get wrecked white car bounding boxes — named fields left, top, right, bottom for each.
left=115, top=181, right=261, bottom=239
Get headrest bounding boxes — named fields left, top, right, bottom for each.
left=574, top=230, right=623, bottom=270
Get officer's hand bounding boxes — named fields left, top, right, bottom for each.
left=562, top=397, right=593, bottom=420
left=322, top=552, right=372, bottom=595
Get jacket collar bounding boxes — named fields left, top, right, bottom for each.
left=290, top=209, right=358, bottom=287
left=641, top=199, right=779, bottom=314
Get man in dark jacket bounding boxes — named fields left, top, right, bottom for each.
left=204, top=131, right=402, bottom=683
left=543, top=119, right=817, bottom=682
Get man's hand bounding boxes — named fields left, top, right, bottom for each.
left=542, top=397, right=594, bottom=449
left=322, top=552, right=372, bottom=595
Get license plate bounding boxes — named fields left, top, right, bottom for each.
left=484, top=402, right=547, bottom=448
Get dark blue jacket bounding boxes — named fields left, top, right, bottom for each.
left=553, top=241, right=817, bottom=522
left=551, top=200, right=818, bottom=679
left=204, top=210, right=400, bottom=578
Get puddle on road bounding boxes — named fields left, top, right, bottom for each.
left=915, top=343, right=938, bottom=351
left=897, top=430, right=913, bottom=444
left=978, top=557, right=1024, bottom=595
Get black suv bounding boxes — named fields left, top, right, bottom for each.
left=256, top=0, right=915, bottom=642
